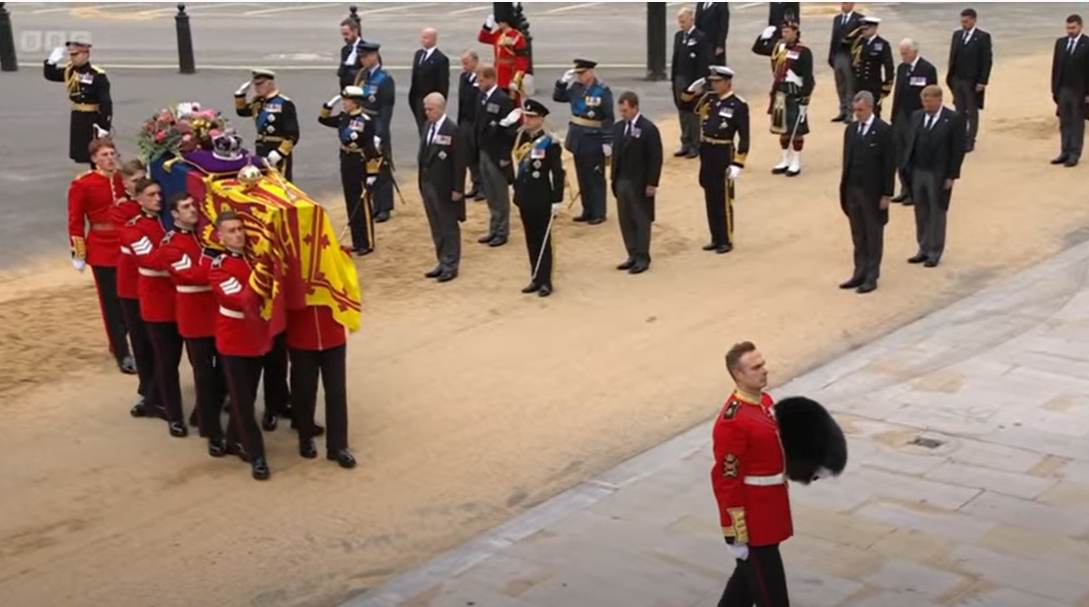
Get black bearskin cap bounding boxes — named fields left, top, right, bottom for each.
left=774, top=396, right=848, bottom=484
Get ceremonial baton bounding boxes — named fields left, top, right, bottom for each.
left=532, top=209, right=558, bottom=282
left=260, top=157, right=299, bottom=202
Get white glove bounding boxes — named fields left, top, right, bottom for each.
left=235, top=79, right=251, bottom=96
left=72, top=258, right=86, bottom=273
left=727, top=543, right=749, bottom=561
left=686, top=77, right=707, bottom=93
left=551, top=203, right=562, bottom=216
left=561, top=69, right=576, bottom=84
left=760, top=25, right=777, bottom=40
left=508, top=81, right=519, bottom=94
left=93, top=124, right=110, bottom=139
left=373, top=136, right=382, bottom=149
left=811, top=466, right=834, bottom=482
left=728, top=165, right=742, bottom=181
left=326, top=95, right=341, bottom=108
left=602, top=143, right=612, bottom=157
left=798, top=105, right=808, bottom=121
left=484, top=13, right=497, bottom=29
left=499, top=108, right=523, bottom=127
left=366, top=176, right=377, bottom=187
left=47, top=46, right=65, bottom=65
left=267, top=150, right=283, bottom=165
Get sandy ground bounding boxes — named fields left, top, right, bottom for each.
left=2, top=49, right=1087, bottom=607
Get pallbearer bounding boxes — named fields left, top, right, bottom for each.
left=753, top=20, right=815, bottom=176
left=43, top=39, right=112, bottom=167
left=319, top=86, right=379, bottom=256
left=511, top=99, right=565, bottom=297
left=235, top=69, right=300, bottom=180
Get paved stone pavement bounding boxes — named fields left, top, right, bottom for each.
left=342, top=239, right=1089, bottom=607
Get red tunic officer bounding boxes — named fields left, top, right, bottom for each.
left=161, top=192, right=226, bottom=456
left=478, top=7, right=529, bottom=104
left=123, top=179, right=187, bottom=438
left=712, top=342, right=792, bottom=607
left=68, top=138, right=133, bottom=374
left=287, top=304, right=356, bottom=469
left=209, top=210, right=272, bottom=481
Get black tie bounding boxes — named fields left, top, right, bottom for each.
left=1069, top=38, right=1077, bottom=55
left=857, top=123, right=865, bottom=137
left=480, top=91, right=487, bottom=106
left=427, top=122, right=436, bottom=146
left=624, top=121, right=632, bottom=137
left=963, top=30, right=970, bottom=44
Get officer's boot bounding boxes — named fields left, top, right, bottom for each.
left=786, top=150, right=802, bottom=177
left=771, top=149, right=791, bottom=175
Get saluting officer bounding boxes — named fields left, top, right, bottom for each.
left=553, top=59, right=614, bottom=225
left=320, top=86, right=379, bottom=256
left=354, top=41, right=398, bottom=223
left=43, top=40, right=112, bottom=167
left=512, top=99, right=566, bottom=297
left=234, top=69, right=300, bottom=180
left=753, top=20, right=815, bottom=177
left=851, top=17, right=895, bottom=118
left=681, top=66, right=750, bottom=255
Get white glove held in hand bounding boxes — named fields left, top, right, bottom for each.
left=602, top=143, right=612, bottom=157
left=561, top=69, right=576, bottom=84
left=47, top=46, right=66, bottom=65
left=499, top=108, right=523, bottom=127
left=373, top=136, right=382, bottom=149
left=267, top=150, right=283, bottom=165
left=727, top=543, right=749, bottom=561
left=551, top=203, right=562, bottom=216
left=326, top=95, right=341, bottom=108
left=93, top=124, right=110, bottom=139
left=761, top=25, right=777, bottom=40
left=235, top=80, right=251, bottom=96
left=687, top=77, right=707, bottom=93
left=728, top=165, right=742, bottom=181
left=484, top=13, right=497, bottom=29
left=366, top=176, right=377, bottom=187
left=72, top=258, right=87, bottom=273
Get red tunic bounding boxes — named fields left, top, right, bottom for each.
left=286, top=305, right=347, bottom=352
left=711, top=391, right=793, bottom=547
left=161, top=229, right=218, bottom=339
left=122, top=213, right=176, bottom=323
left=477, top=26, right=528, bottom=99
left=111, top=198, right=142, bottom=300
left=209, top=252, right=271, bottom=358
left=68, top=170, right=124, bottom=267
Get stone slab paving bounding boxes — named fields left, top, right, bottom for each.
left=343, top=240, right=1089, bottom=607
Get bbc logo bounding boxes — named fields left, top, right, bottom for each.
left=18, top=30, right=93, bottom=53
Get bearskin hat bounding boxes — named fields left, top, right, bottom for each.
left=774, top=396, right=848, bottom=484
left=494, top=2, right=516, bottom=25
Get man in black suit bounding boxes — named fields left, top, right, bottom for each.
left=611, top=91, right=663, bottom=275
left=851, top=17, right=894, bottom=119
left=839, top=91, right=895, bottom=295
left=474, top=64, right=519, bottom=247
left=672, top=7, right=712, bottom=158
left=418, top=93, right=467, bottom=283
left=409, top=28, right=450, bottom=135
left=457, top=49, right=485, bottom=199
left=829, top=3, right=865, bottom=122
left=695, top=2, right=730, bottom=66
left=947, top=8, right=993, bottom=152
left=1051, top=14, right=1089, bottom=168
left=338, top=18, right=362, bottom=89
left=903, top=85, right=966, bottom=268
left=890, top=38, right=938, bottom=203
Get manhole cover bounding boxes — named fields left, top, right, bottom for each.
left=910, top=437, right=945, bottom=449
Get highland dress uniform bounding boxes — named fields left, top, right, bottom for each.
left=354, top=43, right=398, bottom=222
left=553, top=59, right=614, bottom=223
left=43, top=41, right=111, bottom=166
left=112, top=196, right=158, bottom=417
left=681, top=66, right=750, bottom=254
left=235, top=69, right=300, bottom=181
left=512, top=100, right=566, bottom=297
left=752, top=21, right=815, bottom=176
left=319, top=86, right=379, bottom=255
left=712, top=390, right=793, bottom=607
left=851, top=18, right=895, bottom=118
left=478, top=7, right=530, bottom=104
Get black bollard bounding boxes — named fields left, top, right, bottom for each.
left=175, top=3, right=195, bottom=74
left=645, top=2, right=666, bottom=81
left=348, top=5, right=360, bottom=29
left=0, top=2, right=18, bottom=72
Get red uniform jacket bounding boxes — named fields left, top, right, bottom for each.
left=477, top=26, right=528, bottom=95
left=209, top=252, right=272, bottom=358
left=286, top=305, right=347, bottom=352
left=160, top=228, right=218, bottom=339
left=122, top=212, right=176, bottom=323
left=111, top=198, right=142, bottom=300
left=711, top=391, right=793, bottom=547
left=68, top=170, right=125, bottom=267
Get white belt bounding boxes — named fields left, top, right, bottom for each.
left=176, top=285, right=212, bottom=294
left=120, top=246, right=132, bottom=255
left=219, top=306, right=244, bottom=319
left=743, top=474, right=785, bottom=487
left=138, top=267, right=169, bottom=277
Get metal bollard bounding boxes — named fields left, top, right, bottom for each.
left=645, top=2, right=666, bottom=81
left=0, top=2, right=18, bottom=72
left=348, top=5, right=360, bottom=29
left=175, top=3, right=195, bottom=74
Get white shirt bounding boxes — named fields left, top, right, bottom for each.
left=962, top=27, right=977, bottom=44
left=482, top=84, right=498, bottom=102
left=909, top=56, right=920, bottom=72
left=420, top=46, right=436, bottom=63
left=839, top=11, right=853, bottom=25
left=1067, top=34, right=1083, bottom=54
left=857, top=114, right=874, bottom=137
left=624, top=113, right=642, bottom=136
left=426, top=114, right=447, bottom=145
left=924, top=108, right=943, bottom=129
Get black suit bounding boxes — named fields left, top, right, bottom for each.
left=409, top=47, right=451, bottom=134
left=457, top=70, right=483, bottom=192
left=695, top=2, right=730, bottom=65
left=611, top=115, right=663, bottom=269
left=474, top=86, right=518, bottom=240
left=829, top=10, right=866, bottom=118
left=672, top=27, right=712, bottom=153
left=891, top=56, right=938, bottom=196
left=418, top=118, right=467, bottom=275
left=1052, top=34, right=1089, bottom=162
left=840, top=117, right=895, bottom=287
left=904, top=107, right=966, bottom=262
left=947, top=28, right=993, bottom=147
left=338, top=39, right=361, bottom=89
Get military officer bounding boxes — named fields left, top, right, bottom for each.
left=512, top=99, right=566, bottom=297
left=354, top=41, right=398, bottom=223
left=753, top=20, right=815, bottom=176
left=234, top=69, right=300, bottom=181
left=478, top=5, right=530, bottom=104
left=681, top=66, right=750, bottom=255
left=43, top=40, right=112, bottom=167
left=553, top=59, right=614, bottom=225
left=851, top=17, right=895, bottom=118
left=319, top=86, right=379, bottom=255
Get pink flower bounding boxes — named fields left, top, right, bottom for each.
left=155, top=131, right=166, bottom=142
left=175, top=121, right=192, bottom=135
left=181, top=133, right=193, bottom=142
left=208, top=129, right=221, bottom=138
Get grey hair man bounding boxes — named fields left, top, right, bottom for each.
left=458, top=48, right=485, bottom=199
left=419, top=92, right=469, bottom=283
left=890, top=37, right=938, bottom=203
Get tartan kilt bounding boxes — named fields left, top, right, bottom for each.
left=769, top=91, right=809, bottom=137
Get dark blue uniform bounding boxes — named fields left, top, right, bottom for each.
left=512, top=128, right=566, bottom=293
left=319, top=103, right=379, bottom=254
left=553, top=78, right=614, bottom=222
left=234, top=91, right=300, bottom=181
left=355, top=65, right=397, bottom=220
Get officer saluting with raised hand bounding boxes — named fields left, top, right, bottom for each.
left=235, top=69, right=300, bottom=180
left=43, top=38, right=112, bottom=168
left=354, top=41, right=398, bottom=223
left=319, top=86, right=379, bottom=256
left=553, top=59, right=614, bottom=225
left=512, top=99, right=566, bottom=298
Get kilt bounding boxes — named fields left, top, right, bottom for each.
left=769, top=91, right=809, bottom=137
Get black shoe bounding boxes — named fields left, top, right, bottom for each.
left=299, top=439, right=318, bottom=459
left=169, top=421, right=188, bottom=438
left=572, top=216, right=590, bottom=223
left=538, top=285, right=553, bottom=298
left=673, top=149, right=688, bottom=158
left=891, top=193, right=910, bottom=203
left=1064, top=159, right=1079, bottom=168
left=924, top=259, right=940, bottom=268
left=130, top=399, right=149, bottom=418
left=353, top=248, right=373, bottom=257
left=375, top=212, right=391, bottom=223
left=521, top=282, right=540, bottom=294
left=437, top=272, right=458, bottom=283
left=908, top=253, right=928, bottom=264
left=857, top=282, right=877, bottom=294
left=715, top=244, right=733, bottom=254
left=327, top=449, right=357, bottom=469
left=251, top=457, right=271, bottom=481
left=839, top=278, right=863, bottom=289
left=477, top=234, right=496, bottom=244
left=1051, top=155, right=1070, bottom=165
left=831, top=114, right=847, bottom=123
left=465, top=188, right=481, bottom=199
left=119, top=356, right=137, bottom=375
left=588, top=217, right=606, bottom=225
left=629, top=264, right=649, bottom=275
left=488, top=237, right=508, bottom=247
left=261, top=412, right=278, bottom=432
left=684, top=151, right=699, bottom=159
left=208, top=437, right=227, bottom=458
left=226, top=441, right=250, bottom=462
left=965, top=144, right=975, bottom=153
left=702, top=243, right=719, bottom=251
left=617, top=259, right=635, bottom=271
left=424, top=267, right=442, bottom=279
left=473, top=191, right=487, bottom=201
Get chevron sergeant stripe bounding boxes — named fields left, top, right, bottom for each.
left=171, top=254, right=192, bottom=272
left=132, top=236, right=153, bottom=256
left=219, top=277, right=242, bottom=295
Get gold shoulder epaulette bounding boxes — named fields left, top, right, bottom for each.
left=278, top=95, right=292, bottom=102
left=92, top=65, right=106, bottom=74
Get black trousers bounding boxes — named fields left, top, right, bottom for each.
left=845, top=185, right=885, bottom=284
left=616, top=179, right=653, bottom=266
left=699, top=147, right=735, bottom=247
left=340, top=152, right=376, bottom=252
left=91, top=266, right=131, bottom=365
left=119, top=297, right=154, bottom=400
left=186, top=336, right=223, bottom=439
left=223, top=355, right=266, bottom=460
left=290, top=345, right=349, bottom=451
left=518, top=202, right=554, bottom=288
left=69, top=109, right=101, bottom=163
left=1058, top=86, right=1087, bottom=161
left=263, top=332, right=292, bottom=417
left=146, top=321, right=185, bottom=423
left=573, top=143, right=607, bottom=220
left=718, top=544, right=790, bottom=607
